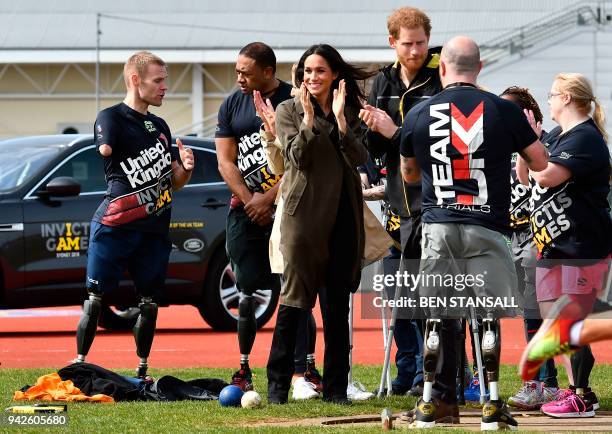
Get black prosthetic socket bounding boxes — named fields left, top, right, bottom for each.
left=238, top=295, right=257, bottom=355
left=134, top=298, right=158, bottom=358
left=481, top=318, right=501, bottom=383
left=76, top=294, right=102, bottom=358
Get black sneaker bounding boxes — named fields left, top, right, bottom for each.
left=391, top=384, right=410, bottom=396
left=581, top=390, right=599, bottom=411
left=231, top=367, right=253, bottom=392
left=405, top=398, right=460, bottom=428
left=268, top=395, right=288, bottom=405
left=572, top=387, right=600, bottom=411
left=408, top=382, right=424, bottom=397
left=322, top=395, right=352, bottom=405
left=481, top=399, right=518, bottom=431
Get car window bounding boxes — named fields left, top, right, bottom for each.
left=0, top=142, right=64, bottom=192
left=189, top=148, right=223, bottom=184
left=50, top=146, right=106, bottom=193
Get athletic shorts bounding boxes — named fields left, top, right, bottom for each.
left=536, top=256, right=610, bottom=302
left=86, top=220, right=171, bottom=296
left=418, top=222, right=519, bottom=319
left=225, top=207, right=277, bottom=295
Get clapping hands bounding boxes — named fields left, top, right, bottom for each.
left=300, top=83, right=314, bottom=130
left=358, top=105, right=399, bottom=139
left=253, top=90, right=277, bottom=138
left=332, top=79, right=347, bottom=134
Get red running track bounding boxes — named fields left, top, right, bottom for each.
left=1, top=294, right=610, bottom=370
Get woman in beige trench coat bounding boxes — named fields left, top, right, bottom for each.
left=266, top=44, right=375, bottom=404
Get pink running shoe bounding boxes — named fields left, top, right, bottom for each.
left=541, top=390, right=595, bottom=418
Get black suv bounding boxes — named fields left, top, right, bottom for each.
left=0, top=135, right=279, bottom=330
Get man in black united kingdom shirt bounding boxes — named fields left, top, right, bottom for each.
left=75, top=52, right=194, bottom=379
left=215, top=42, right=292, bottom=391
left=398, top=37, right=548, bottom=429
left=92, top=105, right=175, bottom=231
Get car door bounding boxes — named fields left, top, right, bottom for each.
left=21, top=143, right=106, bottom=305
left=165, top=143, right=229, bottom=301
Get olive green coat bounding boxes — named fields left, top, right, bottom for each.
left=275, top=96, right=367, bottom=309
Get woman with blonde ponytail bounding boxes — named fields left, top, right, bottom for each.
left=517, top=72, right=611, bottom=418
left=591, top=95, right=608, bottom=143
left=553, top=73, right=608, bottom=142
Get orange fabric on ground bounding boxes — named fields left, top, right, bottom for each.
left=13, top=373, right=114, bottom=403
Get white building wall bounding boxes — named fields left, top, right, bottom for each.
left=481, top=27, right=612, bottom=133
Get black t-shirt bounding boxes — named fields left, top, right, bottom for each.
left=215, top=81, right=293, bottom=194
left=529, top=119, right=611, bottom=262
left=92, top=103, right=178, bottom=234
left=509, top=164, right=532, bottom=230
left=399, top=85, right=538, bottom=235
left=509, top=131, right=550, bottom=232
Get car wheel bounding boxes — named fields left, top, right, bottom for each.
left=198, top=247, right=280, bottom=331
left=97, top=304, right=140, bottom=331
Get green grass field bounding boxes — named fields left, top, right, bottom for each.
left=1, top=364, right=611, bottom=433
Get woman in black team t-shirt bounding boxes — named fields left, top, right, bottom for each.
left=266, top=44, right=375, bottom=404
left=517, top=73, right=611, bottom=418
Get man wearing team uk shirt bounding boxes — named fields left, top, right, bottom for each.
left=398, top=36, right=548, bottom=430
left=75, top=51, right=194, bottom=380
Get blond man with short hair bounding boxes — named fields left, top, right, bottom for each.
left=75, top=51, right=193, bottom=378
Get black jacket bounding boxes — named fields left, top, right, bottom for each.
left=365, top=47, right=442, bottom=218
left=56, top=363, right=228, bottom=402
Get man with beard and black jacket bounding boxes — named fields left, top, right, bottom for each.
left=359, top=6, right=442, bottom=397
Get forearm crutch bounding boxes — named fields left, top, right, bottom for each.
left=470, top=306, right=487, bottom=404
left=378, top=255, right=404, bottom=398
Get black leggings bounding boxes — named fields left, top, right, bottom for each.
left=571, top=345, right=594, bottom=389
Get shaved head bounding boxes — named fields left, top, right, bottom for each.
left=441, top=36, right=480, bottom=76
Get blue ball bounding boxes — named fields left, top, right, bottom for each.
left=219, top=385, right=244, bottom=407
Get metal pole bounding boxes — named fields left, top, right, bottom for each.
left=378, top=255, right=404, bottom=398
left=470, top=307, right=487, bottom=405
left=348, top=292, right=354, bottom=384
left=378, top=261, right=392, bottom=392
left=95, top=12, right=101, bottom=115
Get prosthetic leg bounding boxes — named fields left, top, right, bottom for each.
left=422, top=319, right=442, bottom=402
left=133, top=296, right=158, bottom=378
left=412, top=318, right=442, bottom=429
left=481, top=317, right=501, bottom=401
left=238, top=294, right=257, bottom=356
left=75, top=293, right=102, bottom=362
left=481, top=316, right=518, bottom=431
left=233, top=294, right=256, bottom=390
left=410, top=318, right=462, bottom=428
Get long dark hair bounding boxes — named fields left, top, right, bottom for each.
left=295, top=44, right=376, bottom=110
